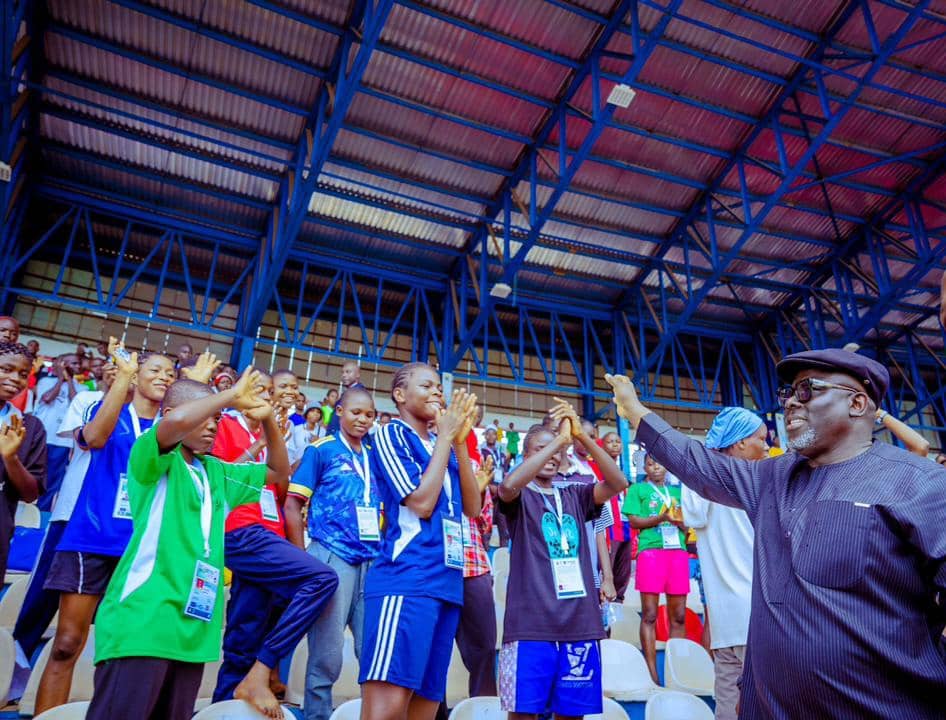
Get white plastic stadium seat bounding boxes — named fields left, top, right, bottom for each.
left=20, top=627, right=96, bottom=715
left=15, top=501, right=41, bottom=528
left=287, top=628, right=360, bottom=707
left=447, top=696, right=507, bottom=720
left=608, top=615, right=641, bottom=647
left=600, top=638, right=664, bottom=703
left=494, top=601, right=504, bottom=650
left=686, top=578, right=704, bottom=615
left=445, top=642, right=471, bottom=707
left=0, top=575, right=27, bottom=628
left=33, top=701, right=91, bottom=719
left=328, top=698, right=362, bottom=720
left=192, top=699, right=294, bottom=719
left=0, top=627, right=14, bottom=703
left=586, top=697, right=631, bottom=720
left=663, top=638, right=715, bottom=696
left=493, top=571, right=508, bottom=605
left=645, top=690, right=715, bottom=720
left=491, top=547, right=509, bottom=576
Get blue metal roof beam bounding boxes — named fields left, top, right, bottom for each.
left=750, top=155, right=946, bottom=351
left=633, top=0, right=933, bottom=371
left=232, top=0, right=395, bottom=367
left=447, top=0, right=683, bottom=370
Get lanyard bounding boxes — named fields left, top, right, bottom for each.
left=529, top=482, right=569, bottom=553
left=419, top=434, right=454, bottom=517
left=128, top=404, right=143, bottom=438
left=234, top=413, right=266, bottom=461
left=185, top=458, right=213, bottom=559
left=338, top=434, right=372, bottom=507
left=649, top=482, right=672, bottom=509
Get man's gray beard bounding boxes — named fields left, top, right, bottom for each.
left=787, top=427, right=817, bottom=451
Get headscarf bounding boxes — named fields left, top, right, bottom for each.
left=706, top=407, right=764, bottom=450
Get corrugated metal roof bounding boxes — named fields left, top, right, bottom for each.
left=24, top=0, right=946, bottom=351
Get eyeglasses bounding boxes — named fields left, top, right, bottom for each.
left=777, top=377, right=864, bottom=407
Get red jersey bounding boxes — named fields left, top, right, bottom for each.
left=211, top=413, right=286, bottom=538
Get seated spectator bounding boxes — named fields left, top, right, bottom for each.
left=0, top=341, right=46, bottom=581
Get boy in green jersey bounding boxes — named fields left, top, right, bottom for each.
left=87, top=368, right=290, bottom=720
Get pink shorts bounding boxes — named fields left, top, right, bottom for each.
left=634, top=549, right=690, bottom=595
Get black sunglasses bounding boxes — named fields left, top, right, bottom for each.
left=777, top=377, right=864, bottom=408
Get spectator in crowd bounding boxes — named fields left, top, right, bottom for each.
left=681, top=407, right=765, bottom=720
left=606, top=350, right=946, bottom=718
left=0, top=341, right=46, bottom=581
left=292, top=406, right=325, bottom=451
left=176, top=342, right=193, bottom=369
left=559, top=417, right=616, bottom=603
left=479, top=427, right=504, bottom=485
left=451, top=454, right=498, bottom=703
left=271, top=370, right=305, bottom=465
left=12, top=358, right=120, bottom=689
left=284, top=387, right=380, bottom=720
left=875, top=407, right=930, bottom=456
left=36, top=345, right=175, bottom=714
left=359, top=364, right=480, bottom=720
left=378, top=411, right=391, bottom=426
left=326, top=361, right=365, bottom=435
left=213, top=366, right=236, bottom=393
left=32, top=353, right=82, bottom=510
left=211, top=368, right=338, bottom=717
left=0, top=315, right=20, bottom=342
left=496, top=400, right=627, bottom=718
left=321, top=389, right=339, bottom=428
left=85, top=370, right=283, bottom=720
left=623, top=453, right=689, bottom=683
left=505, top=422, right=520, bottom=468
left=601, top=431, right=634, bottom=603
left=291, top=392, right=307, bottom=426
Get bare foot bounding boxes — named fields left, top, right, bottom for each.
left=269, top=665, right=287, bottom=699
left=234, top=661, right=282, bottom=719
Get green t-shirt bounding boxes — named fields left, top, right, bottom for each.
left=95, top=426, right=266, bottom=664
left=621, top=481, right=685, bottom=553
left=507, top=430, right=520, bottom=455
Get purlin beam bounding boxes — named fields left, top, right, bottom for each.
left=635, top=0, right=932, bottom=371
left=448, top=0, right=683, bottom=370
left=232, top=0, right=395, bottom=367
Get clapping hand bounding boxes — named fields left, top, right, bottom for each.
left=436, top=389, right=478, bottom=443
left=549, top=398, right=584, bottom=439
left=475, top=454, right=495, bottom=493
left=0, top=415, right=26, bottom=459
left=180, top=350, right=220, bottom=384
left=231, top=367, right=269, bottom=415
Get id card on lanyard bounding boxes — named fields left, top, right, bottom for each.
left=532, top=484, right=586, bottom=600
left=112, top=404, right=144, bottom=520
left=650, top=482, right=681, bottom=550
left=420, top=435, right=464, bottom=569
left=339, top=435, right=380, bottom=542
left=183, top=458, right=217, bottom=622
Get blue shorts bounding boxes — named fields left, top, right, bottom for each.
left=359, top=595, right=461, bottom=701
left=499, top=640, right=603, bottom=715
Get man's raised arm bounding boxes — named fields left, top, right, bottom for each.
left=605, top=374, right=764, bottom=517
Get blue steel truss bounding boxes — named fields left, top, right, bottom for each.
left=631, top=0, right=934, bottom=370
left=233, top=0, right=395, bottom=367
left=3, top=0, right=946, bottom=441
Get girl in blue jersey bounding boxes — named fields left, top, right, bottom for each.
left=360, top=362, right=481, bottom=720
left=36, top=342, right=175, bottom=714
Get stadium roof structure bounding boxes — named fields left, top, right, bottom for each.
left=2, top=0, right=946, bottom=429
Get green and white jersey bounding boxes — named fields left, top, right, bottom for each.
left=95, top=425, right=266, bottom=664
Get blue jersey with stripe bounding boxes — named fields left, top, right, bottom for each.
left=57, top=403, right=154, bottom=556
left=365, top=419, right=464, bottom=604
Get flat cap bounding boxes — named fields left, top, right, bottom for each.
left=776, top=348, right=889, bottom=406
